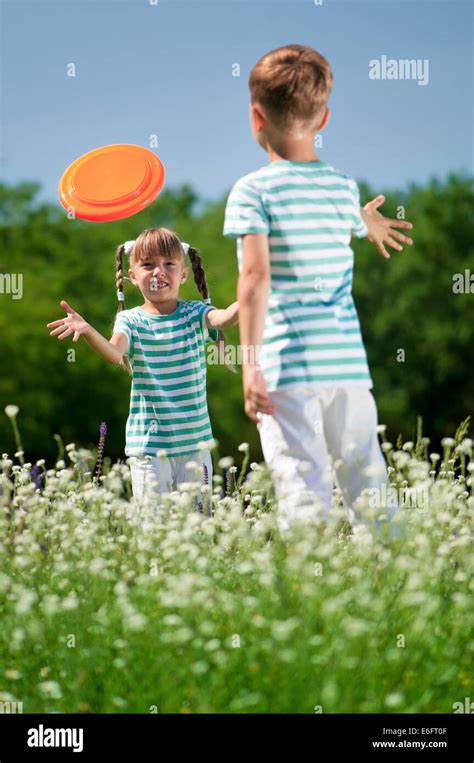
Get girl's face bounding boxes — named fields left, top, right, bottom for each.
left=129, top=251, right=188, bottom=302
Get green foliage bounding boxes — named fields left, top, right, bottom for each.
left=355, top=174, right=474, bottom=442
left=0, top=174, right=472, bottom=463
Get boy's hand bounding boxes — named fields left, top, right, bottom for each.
left=47, top=300, right=91, bottom=343
left=242, top=364, right=275, bottom=423
left=362, top=195, right=413, bottom=259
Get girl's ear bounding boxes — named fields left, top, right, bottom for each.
left=181, top=267, right=188, bottom=283
left=128, top=268, right=138, bottom=286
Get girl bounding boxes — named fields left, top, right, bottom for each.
left=47, top=227, right=239, bottom=508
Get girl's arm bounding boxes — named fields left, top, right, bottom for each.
left=84, top=327, right=128, bottom=365
left=205, top=300, right=239, bottom=330
left=47, top=299, right=126, bottom=365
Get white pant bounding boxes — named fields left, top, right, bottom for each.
left=257, top=386, right=391, bottom=531
left=129, top=449, right=213, bottom=508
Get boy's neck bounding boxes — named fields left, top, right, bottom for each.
left=267, top=146, right=320, bottom=163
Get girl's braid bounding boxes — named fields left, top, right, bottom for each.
left=114, top=244, right=132, bottom=375
left=187, top=246, right=210, bottom=300
left=115, top=244, right=127, bottom=311
left=187, top=246, right=237, bottom=374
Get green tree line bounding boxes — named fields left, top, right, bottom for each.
left=0, top=173, right=472, bottom=464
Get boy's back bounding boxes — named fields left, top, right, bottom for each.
left=224, top=158, right=372, bottom=392
left=224, top=43, right=409, bottom=531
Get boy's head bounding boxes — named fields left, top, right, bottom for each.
left=248, top=44, right=333, bottom=150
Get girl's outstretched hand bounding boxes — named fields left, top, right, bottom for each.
left=362, top=195, right=413, bottom=259
left=47, top=300, right=91, bottom=343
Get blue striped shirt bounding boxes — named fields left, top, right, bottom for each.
left=223, top=159, right=373, bottom=391
left=113, top=300, right=219, bottom=457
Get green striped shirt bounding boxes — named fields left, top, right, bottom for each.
left=113, top=300, right=219, bottom=457
left=223, top=159, right=373, bottom=391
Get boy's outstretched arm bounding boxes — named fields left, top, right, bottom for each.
left=359, top=195, right=413, bottom=259
left=237, top=233, right=276, bottom=423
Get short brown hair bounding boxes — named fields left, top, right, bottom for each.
left=249, top=44, right=333, bottom=133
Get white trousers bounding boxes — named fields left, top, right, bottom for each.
left=257, top=386, right=391, bottom=531
left=129, top=449, right=213, bottom=508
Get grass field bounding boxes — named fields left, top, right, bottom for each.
left=0, top=407, right=472, bottom=713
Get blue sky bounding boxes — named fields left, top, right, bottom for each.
left=1, top=0, right=472, bottom=210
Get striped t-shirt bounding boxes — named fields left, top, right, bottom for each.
left=113, top=300, right=219, bottom=458
left=223, top=159, right=373, bottom=392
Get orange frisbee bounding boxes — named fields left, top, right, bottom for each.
left=58, top=144, right=165, bottom=222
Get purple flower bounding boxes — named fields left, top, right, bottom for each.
left=30, top=464, right=44, bottom=490
left=100, top=422, right=107, bottom=437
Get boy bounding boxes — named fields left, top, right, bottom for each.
left=223, top=44, right=413, bottom=532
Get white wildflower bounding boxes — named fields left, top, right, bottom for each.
left=38, top=681, right=62, bottom=699
left=441, top=437, right=455, bottom=448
